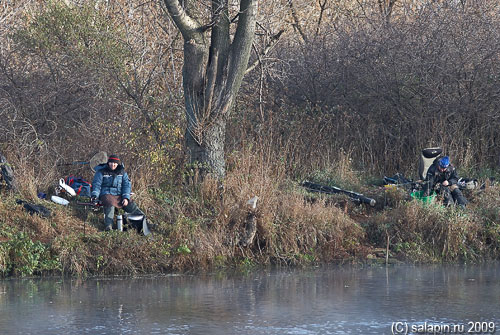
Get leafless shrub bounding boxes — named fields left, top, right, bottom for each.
left=241, top=1, right=500, bottom=176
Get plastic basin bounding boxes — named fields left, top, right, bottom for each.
left=410, top=190, right=436, bottom=205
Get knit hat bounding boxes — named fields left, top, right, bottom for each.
left=108, top=154, right=121, bottom=164
left=438, top=156, right=450, bottom=168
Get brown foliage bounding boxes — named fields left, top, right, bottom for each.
left=240, top=1, right=500, bottom=176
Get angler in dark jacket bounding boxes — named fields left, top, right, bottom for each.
left=91, top=155, right=146, bottom=231
left=424, top=156, right=467, bottom=208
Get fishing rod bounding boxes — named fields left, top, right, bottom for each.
left=302, top=181, right=376, bottom=207
left=75, top=200, right=102, bottom=236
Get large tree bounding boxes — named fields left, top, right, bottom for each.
left=162, top=0, right=258, bottom=178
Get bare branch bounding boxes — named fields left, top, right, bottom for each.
left=245, top=29, right=284, bottom=75
left=288, top=0, right=308, bottom=45
left=162, top=0, right=202, bottom=40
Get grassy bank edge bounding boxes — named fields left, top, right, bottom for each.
left=1, top=177, right=499, bottom=278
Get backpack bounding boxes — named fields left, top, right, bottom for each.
left=418, top=147, right=442, bottom=180
left=65, top=175, right=92, bottom=198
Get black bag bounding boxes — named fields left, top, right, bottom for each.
left=16, top=199, right=51, bottom=218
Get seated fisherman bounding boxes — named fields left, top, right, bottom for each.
left=424, top=156, right=467, bottom=208
left=91, top=154, right=146, bottom=231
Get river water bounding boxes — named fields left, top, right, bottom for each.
left=0, top=264, right=499, bottom=335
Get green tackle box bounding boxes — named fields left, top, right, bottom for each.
left=410, top=190, right=436, bottom=205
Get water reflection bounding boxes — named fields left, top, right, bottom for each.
left=0, top=264, right=499, bottom=334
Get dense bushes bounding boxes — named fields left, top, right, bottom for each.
left=2, top=1, right=499, bottom=184
left=241, top=2, right=500, bottom=176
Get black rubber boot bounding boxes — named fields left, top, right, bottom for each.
left=123, top=201, right=145, bottom=217
left=451, top=188, right=468, bottom=207
left=441, top=188, right=454, bottom=206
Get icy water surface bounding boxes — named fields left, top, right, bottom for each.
left=1, top=264, right=499, bottom=334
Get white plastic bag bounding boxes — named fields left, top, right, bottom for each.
left=59, top=178, right=76, bottom=196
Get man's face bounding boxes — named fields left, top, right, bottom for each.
left=438, top=166, right=447, bottom=173
left=108, top=162, right=118, bottom=170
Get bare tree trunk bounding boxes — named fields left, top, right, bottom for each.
left=0, top=153, right=17, bottom=192
left=185, top=118, right=226, bottom=177
left=163, top=0, right=259, bottom=178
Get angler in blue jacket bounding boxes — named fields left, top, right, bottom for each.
left=91, top=155, right=145, bottom=231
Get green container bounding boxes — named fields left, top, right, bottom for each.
left=410, top=190, right=436, bottom=205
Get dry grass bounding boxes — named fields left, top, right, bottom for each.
left=5, top=148, right=60, bottom=200
left=365, top=185, right=500, bottom=263
left=52, top=232, right=172, bottom=276
left=160, top=146, right=366, bottom=269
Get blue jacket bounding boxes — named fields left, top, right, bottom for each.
left=91, top=163, right=131, bottom=200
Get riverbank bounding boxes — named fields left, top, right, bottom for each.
left=1, top=169, right=499, bottom=277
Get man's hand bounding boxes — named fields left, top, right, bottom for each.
left=442, top=180, right=449, bottom=187
left=121, top=198, right=129, bottom=207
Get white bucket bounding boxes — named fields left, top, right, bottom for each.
left=51, top=195, right=69, bottom=206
